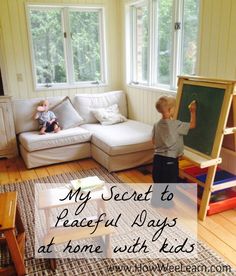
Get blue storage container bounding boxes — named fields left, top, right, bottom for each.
left=197, top=170, right=236, bottom=185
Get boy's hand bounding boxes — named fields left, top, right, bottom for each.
left=49, top=119, right=55, bottom=124
left=188, top=100, right=197, bottom=112
left=189, top=100, right=197, bottom=129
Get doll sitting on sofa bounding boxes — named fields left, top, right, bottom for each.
left=35, top=99, right=60, bottom=135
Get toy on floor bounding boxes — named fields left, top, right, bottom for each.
left=35, top=99, right=60, bottom=135
left=210, top=191, right=228, bottom=203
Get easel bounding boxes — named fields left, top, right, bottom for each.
left=175, top=76, right=236, bottom=221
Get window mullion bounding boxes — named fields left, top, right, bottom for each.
left=151, top=0, right=158, bottom=86
left=132, top=7, right=137, bottom=82
left=63, top=8, right=74, bottom=85
left=125, top=5, right=132, bottom=84
left=98, top=9, right=106, bottom=84
left=171, top=0, right=183, bottom=89
left=178, top=0, right=184, bottom=77
left=177, top=0, right=184, bottom=79
left=148, top=0, right=154, bottom=86
left=170, top=0, right=178, bottom=89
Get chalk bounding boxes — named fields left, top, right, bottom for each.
left=188, top=100, right=196, bottom=109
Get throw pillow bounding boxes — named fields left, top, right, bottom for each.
left=51, top=97, right=84, bottom=129
left=91, top=104, right=127, bottom=125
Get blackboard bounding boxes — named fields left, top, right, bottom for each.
left=177, top=84, right=225, bottom=156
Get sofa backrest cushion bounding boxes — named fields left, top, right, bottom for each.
left=73, top=91, right=127, bottom=124
left=51, top=97, right=84, bottom=129
left=13, top=97, right=64, bottom=134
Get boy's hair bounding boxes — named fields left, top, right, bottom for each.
left=155, top=96, right=176, bottom=113
left=39, top=99, right=49, bottom=106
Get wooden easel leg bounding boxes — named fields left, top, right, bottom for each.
left=4, top=229, right=26, bottom=276
left=232, top=96, right=236, bottom=151
left=198, top=166, right=217, bottom=221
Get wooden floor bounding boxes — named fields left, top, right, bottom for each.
left=0, top=157, right=236, bottom=268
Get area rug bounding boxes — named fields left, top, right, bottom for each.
left=0, top=167, right=235, bottom=275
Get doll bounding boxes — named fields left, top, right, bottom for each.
left=35, top=99, right=60, bottom=135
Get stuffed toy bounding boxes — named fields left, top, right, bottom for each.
left=35, top=99, right=60, bottom=135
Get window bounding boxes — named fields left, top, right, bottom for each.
left=127, top=0, right=199, bottom=90
left=27, top=5, right=106, bottom=89
left=131, top=3, right=149, bottom=84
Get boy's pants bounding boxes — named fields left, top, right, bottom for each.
left=152, top=154, right=179, bottom=183
left=151, top=155, right=178, bottom=207
left=45, top=120, right=59, bottom=132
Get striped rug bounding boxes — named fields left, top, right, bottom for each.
left=0, top=167, right=235, bottom=275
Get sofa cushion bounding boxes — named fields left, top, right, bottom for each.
left=19, top=127, right=91, bottom=152
left=81, top=120, right=153, bottom=156
left=91, top=104, right=127, bottom=125
left=52, top=97, right=84, bottom=129
left=73, top=91, right=127, bottom=124
left=13, top=97, right=64, bottom=134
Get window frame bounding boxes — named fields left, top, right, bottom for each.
left=126, top=0, right=200, bottom=91
left=26, top=4, right=107, bottom=90
left=130, top=0, right=150, bottom=85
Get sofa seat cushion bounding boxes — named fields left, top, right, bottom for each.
left=19, top=127, right=91, bottom=152
left=81, top=120, right=153, bottom=156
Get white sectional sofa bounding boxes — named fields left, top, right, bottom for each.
left=12, top=91, right=154, bottom=171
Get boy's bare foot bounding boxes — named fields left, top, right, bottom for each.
left=39, top=127, right=46, bottom=135
left=54, top=126, right=60, bottom=133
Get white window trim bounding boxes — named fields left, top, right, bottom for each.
left=25, top=3, right=108, bottom=91
left=170, top=0, right=183, bottom=89
left=131, top=0, right=149, bottom=86
left=63, top=7, right=73, bottom=85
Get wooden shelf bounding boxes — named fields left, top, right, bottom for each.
left=212, top=180, right=236, bottom=192
left=183, top=148, right=222, bottom=169
left=224, top=127, right=236, bottom=135
left=179, top=170, right=205, bottom=187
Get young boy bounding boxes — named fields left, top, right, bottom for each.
left=151, top=96, right=196, bottom=206
left=35, top=99, right=60, bottom=135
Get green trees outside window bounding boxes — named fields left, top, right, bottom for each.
left=30, top=9, right=66, bottom=85
left=28, top=6, right=105, bottom=88
left=70, top=11, right=101, bottom=82
left=128, top=0, right=199, bottom=89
